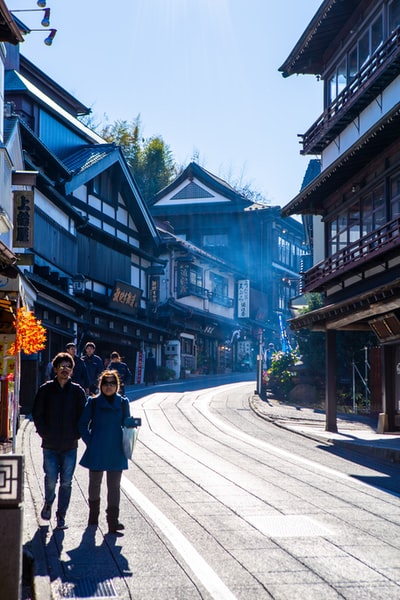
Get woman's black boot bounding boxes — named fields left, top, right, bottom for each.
left=88, top=499, right=100, bottom=526
left=106, top=506, right=124, bottom=535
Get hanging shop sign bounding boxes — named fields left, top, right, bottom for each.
left=238, top=279, right=250, bottom=318
left=13, top=191, right=34, bottom=248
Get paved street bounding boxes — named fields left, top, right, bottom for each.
left=20, top=379, right=400, bottom=599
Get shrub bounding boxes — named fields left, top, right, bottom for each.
left=157, top=366, right=176, bottom=381
left=267, top=350, right=299, bottom=400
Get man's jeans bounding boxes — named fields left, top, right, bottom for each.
left=43, top=448, right=77, bottom=516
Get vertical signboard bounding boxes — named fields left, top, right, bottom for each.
left=135, top=350, right=144, bottom=384
left=13, top=191, right=34, bottom=248
left=238, top=279, right=250, bottom=318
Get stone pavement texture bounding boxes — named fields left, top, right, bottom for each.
left=17, top=386, right=400, bottom=599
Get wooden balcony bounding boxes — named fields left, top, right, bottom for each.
left=304, top=217, right=400, bottom=292
left=300, top=27, right=400, bottom=155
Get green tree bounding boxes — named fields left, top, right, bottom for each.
left=100, top=116, right=176, bottom=203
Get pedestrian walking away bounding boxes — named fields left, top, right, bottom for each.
left=144, top=351, right=157, bottom=386
left=108, top=351, right=132, bottom=396
left=32, top=352, right=86, bottom=530
left=65, top=342, right=90, bottom=394
left=78, top=370, right=139, bottom=535
left=82, top=341, right=103, bottom=394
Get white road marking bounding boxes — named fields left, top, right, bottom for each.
left=195, top=386, right=394, bottom=491
left=121, top=476, right=238, bottom=600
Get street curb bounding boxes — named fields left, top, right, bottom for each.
left=17, top=418, right=52, bottom=600
left=248, top=395, right=400, bottom=464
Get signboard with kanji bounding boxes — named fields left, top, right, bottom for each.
left=109, top=281, right=142, bottom=315
left=13, top=191, right=34, bottom=248
left=238, top=279, right=250, bottom=318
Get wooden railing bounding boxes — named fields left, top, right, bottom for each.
left=304, top=217, right=400, bottom=291
left=301, top=27, right=400, bottom=154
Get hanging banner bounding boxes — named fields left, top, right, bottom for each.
left=135, top=350, right=145, bottom=384
left=238, top=279, right=250, bottom=318
left=13, top=191, right=34, bottom=248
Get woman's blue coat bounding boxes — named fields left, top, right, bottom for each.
left=79, top=393, right=131, bottom=471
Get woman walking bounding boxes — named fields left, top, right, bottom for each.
left=79, top=370, right=136, bottom=534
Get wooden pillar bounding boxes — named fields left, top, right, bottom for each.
left=325, top=329, right=337, bottom=432
left=382, top=344, right=395, bottom=431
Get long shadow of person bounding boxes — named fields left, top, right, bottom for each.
left=49, top=526, right=132, bottom=598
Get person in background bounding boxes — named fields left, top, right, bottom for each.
left=144, top=351, right=157, bottom=386
left=32, top=352, right=86, bottom=529
left=44, top=360, right=54, bottom=381
left=108, top=352, right=132, bottom=396
left=82, top=341, right=103, bottom=394
left=266, top=343, right=275, bottom=369
left=65, top=342, right=90, bottom=394
left=78, top=370, right=137, bottom=534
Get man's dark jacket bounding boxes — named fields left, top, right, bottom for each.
left=83, top=353, right=104, bottom=392
left=32, top=379, right=86, bottom=451
left=71, top=357, right=90, bottom=390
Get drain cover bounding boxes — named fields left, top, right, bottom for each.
left=56, top=578, right=118, bottom=598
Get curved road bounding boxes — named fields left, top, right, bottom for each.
left=110, top=380, right=400, bottom=599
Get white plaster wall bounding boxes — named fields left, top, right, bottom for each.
left=322, top=75, right=400, bottom=170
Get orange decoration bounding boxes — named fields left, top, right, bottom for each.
left=7, top=306, right=47, bottom=356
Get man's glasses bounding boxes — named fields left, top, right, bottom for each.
left=102, top=380, right=117, bottom=386
left=58, top=364, right=72, bottom=370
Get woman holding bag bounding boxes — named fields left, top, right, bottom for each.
left=79, top=370, right=137, bottom=534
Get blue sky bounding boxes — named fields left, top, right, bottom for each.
left=8, top=0, right=323, bottom=207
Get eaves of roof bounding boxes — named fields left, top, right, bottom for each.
left=279, top=0, right=365, bottom=78
left=165, top=298, right=240, bottom=329
left=282, top=102, right=400, bottom=217
left=20, top=118, right=71, bottom=181
left=289, top=277, right=400, bottom=332
left=64, top=145, right=159, bottom=246
left=151, top=161, right=251, bottom=207
left=3, top=115, right=19, bottom=145
left=158, top=227, right=245, bottom=277
left=19, top=54, right=90, bottom=117
left=0, top=1, right=24, bottom=44
left=63, top=145, right=118, bottom=184
left=5, top=70, right=105, bottom=146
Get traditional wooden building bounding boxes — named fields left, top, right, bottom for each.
left=154, top=226, right=249, bottom=376
left=280, top=0, right=400, bottom=431
left=4, top=50, right=167, bottom=409
left=150, top=162, right=307, bottom=350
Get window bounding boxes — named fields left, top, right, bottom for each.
left=177, top=263, right=204, bottom=298
left=389, top=0, right=400, bottom=33
left=390, top=171, right=400, bottom=218
left=92, top=172, right=111, bottom=200
left=326, top=8, right=384, bottom=107
left=327, top=184, right=387, bottom=256
left=210, top=272, right=232, bottom=307
left=202, top=233, right=228, bottom=248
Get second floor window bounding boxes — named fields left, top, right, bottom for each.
left=327, top=183, right=386, bottom=256
left=326, top=11, right=384, bottom=106
left=177, top=263, right=204, bottom=298
left=389, top=0, right=400, bottom=33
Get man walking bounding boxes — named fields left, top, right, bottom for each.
left=82, top=341, right=103, bottom=394
left=108, top=351, right=132, bottom=396
left=65, top=342, right=89, bottom=394
left=32, top=352, right=86, bottom=529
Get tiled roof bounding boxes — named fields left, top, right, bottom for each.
left=62, top=144, right=117, bottom=175
left=300, top=159, right=321, bottom=191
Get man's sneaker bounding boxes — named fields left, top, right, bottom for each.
left=40, top=502, right=52, bottom=520
left=56, top=515, right=68, bottom=530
